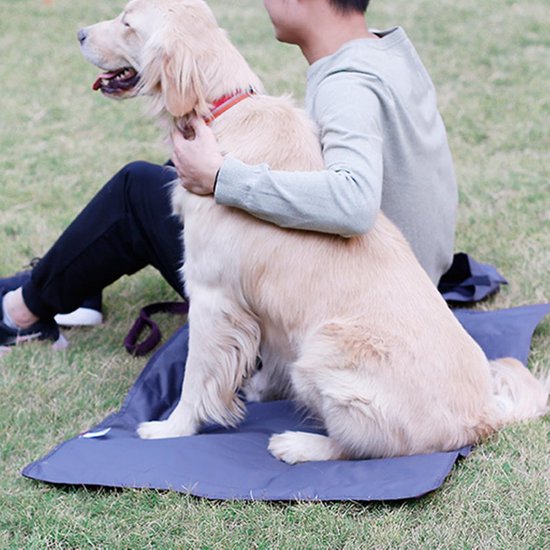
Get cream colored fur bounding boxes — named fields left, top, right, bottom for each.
left=81, top=0, right=549, bottom=462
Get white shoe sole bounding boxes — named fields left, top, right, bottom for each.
left=54, top=308, right=103, bottom=327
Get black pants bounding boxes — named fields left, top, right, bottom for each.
left=23, top=161, right=184, bottom=319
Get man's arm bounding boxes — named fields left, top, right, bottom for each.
left=214, top=74, right=384, bottom=236
left=173, top=73, right=385, bottom=236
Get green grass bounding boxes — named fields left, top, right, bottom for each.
left=1, top=0, right=549, bottom=548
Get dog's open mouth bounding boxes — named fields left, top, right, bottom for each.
left=92, top=67, right=140, bottom=96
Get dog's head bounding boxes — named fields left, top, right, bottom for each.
left=78, top=0, right=235, bottom=118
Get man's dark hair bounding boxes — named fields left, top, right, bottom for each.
left=328, top=0, right=370, bottom=13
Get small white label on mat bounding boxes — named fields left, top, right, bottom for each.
left=80, top=427, right=112, bottom=439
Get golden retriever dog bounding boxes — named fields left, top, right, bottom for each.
left=79, top=0, right=548, bottom=463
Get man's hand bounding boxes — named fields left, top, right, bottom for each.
left=171, top=117, right=224, bottom=195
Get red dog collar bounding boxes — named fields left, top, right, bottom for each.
left=204, top=87, right=256, bottom=125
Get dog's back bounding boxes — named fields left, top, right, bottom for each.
left=214, top=94, right=325, bottom=171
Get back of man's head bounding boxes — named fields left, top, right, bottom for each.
left=328, top=0, right=370, bottom=13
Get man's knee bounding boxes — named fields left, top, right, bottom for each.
left=120, top=160, right=167, bottom=190
left=105, top=161, right=175, bottom=207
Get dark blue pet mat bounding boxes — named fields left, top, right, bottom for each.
left=22, top=256, right=549, bottom=501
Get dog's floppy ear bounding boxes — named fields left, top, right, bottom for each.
left=160, top=42, right=206, bottom=117
left=140, top=31, right=209, bottom=118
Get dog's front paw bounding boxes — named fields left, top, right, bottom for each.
left=137, top=420, right=195, bottom=440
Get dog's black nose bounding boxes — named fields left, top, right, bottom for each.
left=77, top=28, right=88, bottom=44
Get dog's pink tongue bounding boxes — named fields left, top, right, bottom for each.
left=92, top=71, right=119, bottom=91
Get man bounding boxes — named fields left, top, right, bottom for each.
left=1, top=0, right=457, bottom=346
left=173, top=0, right=457, bottom=281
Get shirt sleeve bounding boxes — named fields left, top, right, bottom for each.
left=214, top=72, right=384, bottom=237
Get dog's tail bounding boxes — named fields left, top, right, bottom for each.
left=488, top=357, right=549, bottom=427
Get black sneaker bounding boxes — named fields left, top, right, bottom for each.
left=0, top=290, right=60, bottom=347
left=0, top=267, right=103, bottom=327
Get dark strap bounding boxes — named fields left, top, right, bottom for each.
left=124, top=301, right=189, bottom=356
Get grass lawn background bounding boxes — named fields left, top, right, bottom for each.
left=1, top=0, right=548, bottom=547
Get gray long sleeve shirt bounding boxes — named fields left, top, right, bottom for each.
left=215, top=27, right=457, bottom=283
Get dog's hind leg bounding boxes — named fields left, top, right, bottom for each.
left=268, top=320, right=403, bottom=462
left=138, top=288, right=260, bottom=439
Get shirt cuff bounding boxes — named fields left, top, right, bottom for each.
left=214, top=156, right=259, bottom=209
